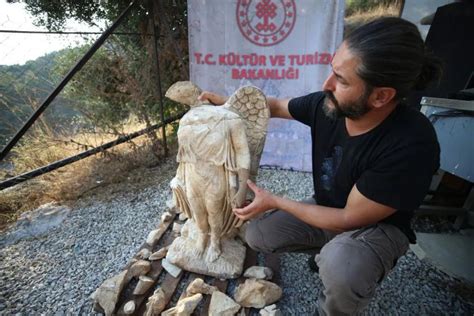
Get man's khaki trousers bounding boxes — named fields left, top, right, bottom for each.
left=244, top=198, right=409, bottom=316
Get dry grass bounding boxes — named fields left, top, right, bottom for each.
left=0, top=1, right=402, bottom=230
left=344, top=2, right=402, bottom=35
left=0, top=120, right=175, bottom=230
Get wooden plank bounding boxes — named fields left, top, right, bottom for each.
left=178, top=273, right=202, bottom=301
left=263, top=253, right=281, bottom=284
left=109, top=215, right=283, bottom=316
left=117, top=260, right=164, bottom=316
left=213, top=278, right=229, bottom=292
left=200, top=278, right=229, bottom=316
left=115, top=215, right=178, bottom=315
left=161, top=270, right=185, bottom=309
left=238, top=247, right=258, bottom=316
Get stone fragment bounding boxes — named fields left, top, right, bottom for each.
left=127, top=260, right=151, bottom=280
left=161, top=293, right=203, bottom=316
left=123, top=300, right=136, bottom=314
left=259, top=304, right=282, bottom=316
left=161, top=211, right=173, bottom=223
left=144, top=288, right=167, bottom=316
left=149, top=247, right=168, bottom=261
left=234, top=279, right=282, bottom=308
left=185, top=278, right=217, bottom=296
left=1, top=203, right=71, bottom=246
left=243, top=266, right=273, bottom=280
left=146, top=229, right=161, bottom=246
left=93, top=270, right=128, bottom=316
left=172, top=223, right=183, bottom=234
left=133, top=275, right=155, bottom=295
left=209, top=291, right=241, bottom=316
left=162, top=258, right=182, bottom=278
left=137, top=248, right=151, bottom=260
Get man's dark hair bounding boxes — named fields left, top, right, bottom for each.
left=345, top=17, right=442, bottom=100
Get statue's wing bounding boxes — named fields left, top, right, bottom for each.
left=221, top=86, right=270, bottom=235
left=224, top=86, right=270, bottom=182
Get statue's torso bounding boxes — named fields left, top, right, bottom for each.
left=177, top=106, right=242, bottom=166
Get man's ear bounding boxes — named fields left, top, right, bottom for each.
left=369, top=87, right=397, bottom=108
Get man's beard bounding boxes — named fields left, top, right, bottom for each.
left=322, top=87, right=372, bottom=120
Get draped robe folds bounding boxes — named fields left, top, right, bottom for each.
left=170, top=106, right=251, bottom=238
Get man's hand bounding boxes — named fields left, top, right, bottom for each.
left=198, top=91, right=228, bottom=105
left=233, top=180, right=277, bottom=220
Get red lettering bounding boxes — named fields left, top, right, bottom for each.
left=269, top=55, right=285, bottom=66
left=318, top=53, right=332, bottom=65
left=194, top=52, right=202, bottom=64
left=204, top=54, right=215, bottom=65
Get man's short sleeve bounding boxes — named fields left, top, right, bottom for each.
left=356, top=139, right=440, bottom=211
left=288, top=92, right=325, bottom=127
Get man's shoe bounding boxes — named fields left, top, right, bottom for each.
left=308, top=256, right=319, bottom=273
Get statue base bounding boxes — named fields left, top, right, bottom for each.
left=166, top=221, right=246, bottom=279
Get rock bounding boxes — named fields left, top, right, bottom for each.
left=1, top=203, right=71, bottom=246
left=178, top=213, right=188, bottom=221
left=146, top=229, right=161, bottom=246
left=185, top=278, right=217, bottom=296
left=137, top=248, right=151, bottom=260
left=133, top=276, right=155, bottom=295
left=161, top=211, right=173, bottom=223
left=162, top=258, right=182, bottom=278
left=234, top=279, right=282, bottom=308
left=144, top=288, right=167, bottom=316
left=123, top=301, right=136, bottom=314
left=127, top=260, right=151, bottom=280
left=259, top=304, right=282, bottom=316
left=93, top=270, right=128, bottom=316
left=243, top=266, right=273, bottom=280
left=209, top=291, right=241, bottom=316
left=161, top=293, right=203, bottom=316
left=149, top=247, right=168, bottom=261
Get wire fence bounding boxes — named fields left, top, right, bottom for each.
left=0, top=0, right=189, bottom=187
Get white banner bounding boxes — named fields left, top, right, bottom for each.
left=188, top=0, right=345, bottom=172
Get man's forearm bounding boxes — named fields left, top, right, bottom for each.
left=272, top=195, right=350, bottom=232
left=266, top=97, right=292, bottom=119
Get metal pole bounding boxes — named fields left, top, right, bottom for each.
left=150, top=0, right=168, bottom=156
left=0, top=0, right=139, bottom=161
left=0, top=112, right=185, bottom=190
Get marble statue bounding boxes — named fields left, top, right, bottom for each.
left=165, top=81, right=269, bottom=278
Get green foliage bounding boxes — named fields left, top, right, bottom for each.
left=345, top=0, right=400, bottom=16
left=0, top=51, right=78, bottom=147
left=51, top=45, right=132, bottom=131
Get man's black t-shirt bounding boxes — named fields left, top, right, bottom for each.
left=288, top=92, right=440, bottom=242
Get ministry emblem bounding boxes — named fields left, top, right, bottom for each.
left=236, top=0, right=297, bottom=47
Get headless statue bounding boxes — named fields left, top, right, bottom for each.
left=171, top=105, right=250, bottom=261
left=165, top=81, right=269, bottom=276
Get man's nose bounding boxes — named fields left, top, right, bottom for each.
left=322, top=72, right=335, bottom=91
